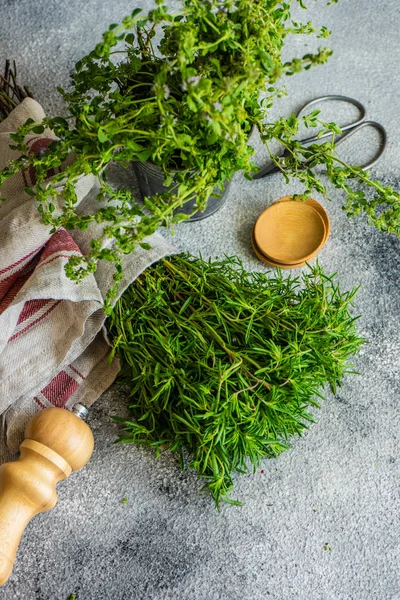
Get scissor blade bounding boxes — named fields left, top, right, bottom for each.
left=252, top=162, right=281, bottom=180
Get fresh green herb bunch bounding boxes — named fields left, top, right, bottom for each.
left=1, top=0, right=398, bottom=308
left=0, top=0, right=333, bottom=290
left=2, top=0, right=395, bottom=308
left=108, top=254, right=364, bottom=507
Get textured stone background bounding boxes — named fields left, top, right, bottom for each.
left=1, top=1, right=399, bottom=599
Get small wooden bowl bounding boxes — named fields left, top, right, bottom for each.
left=277, top=196, right=330, bottom=245
left=253, top=201, right=326, bottom=265
left=251, top=230, right=305, bottom=269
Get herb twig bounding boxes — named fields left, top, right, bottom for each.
left=0, top=60, right=33, bottom=122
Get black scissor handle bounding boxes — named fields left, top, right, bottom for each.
left=297, top=94, right=366, bottom=126
left=252, top=95, right=387, bottom=179
left=298, top=95, right=367, bottom=145
left=334, top=120, right=387, bottom=171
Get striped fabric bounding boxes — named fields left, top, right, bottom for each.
left=0, top=99, right=176, bottom=461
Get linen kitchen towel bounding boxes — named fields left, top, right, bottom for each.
left=0, top=98, right=176, bottom=461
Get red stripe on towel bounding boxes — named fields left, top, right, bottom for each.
left=69, top=364, right=85, bottom=380
left=8, top=300, right=61, bottom=342
left=17, top=299, right=51, bottom=324
left=40, top=370, right=79, bottom=407
left=36, top=253, right=77, bottom=270
left=38, top=229, right=81, bottom=261
left=0, top=245, right=42, bottom=276
left=0, top=267, right=36, bottom=314
left=0, top=268, right=27, bottom=301
left=33, top=396, right=46, bottom=409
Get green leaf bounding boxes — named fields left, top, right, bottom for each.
left=186, top=96, right=197, bottom=112
left=24, top=186, right=36, bottom=197
left=136, top=148, right=153, bottom=162
left=97, top=128, right=108, bottom=143
left=206, top=131, right=218, bottom=145
left=31, top=125, right=45, bottom=134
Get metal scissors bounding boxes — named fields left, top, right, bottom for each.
left=252, top=94, right=387, bottom=180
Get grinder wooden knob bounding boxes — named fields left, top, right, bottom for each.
left=0, top=406, right=94, bottom=586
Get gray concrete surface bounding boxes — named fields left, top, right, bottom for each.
left=1, top=1, right=399, bottom=599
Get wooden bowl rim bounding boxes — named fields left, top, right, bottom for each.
left=254, top=201, right=326, bottom=264
left=251, top=230, right=305, bottom=269
left=276, top=195, right=330, bottom=243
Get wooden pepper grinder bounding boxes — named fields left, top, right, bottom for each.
left=0, top=404, right=94, bottom=586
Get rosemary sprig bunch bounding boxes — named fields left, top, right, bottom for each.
left=108, top=254, right=364, bottom=507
